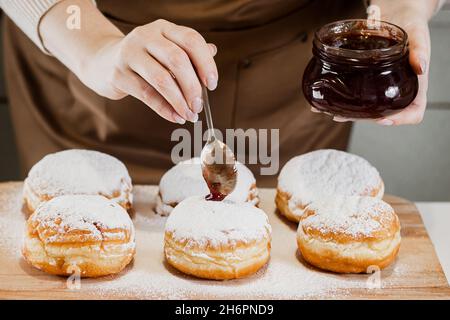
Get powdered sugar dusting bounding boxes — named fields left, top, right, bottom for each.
left=31, top=195, right=133, bottom=243
left=165, top=196, right=271, bottom=248
left=85, top=257, right=361, bottom=299
left=0, top=183, right=25, bottom=258
left=132, top=185, right=168, bottom=228
left=24, top=149, right=132, bottom=199
left=278, top=149, right=383, bottom=213
left=158, top=158, right=257, bottom=207
left=302, top=196, right=395, bottom=238
left=0, top=184, right=433, bottom=299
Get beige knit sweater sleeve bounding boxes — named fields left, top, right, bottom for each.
left=1, top=0, right=62, bottom=53
left=0, top=0, right=96, bottom=54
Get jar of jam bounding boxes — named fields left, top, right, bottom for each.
left=302, top=19, right=418, bottom=119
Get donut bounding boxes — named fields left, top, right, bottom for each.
left=23, top=149, right=133, bottom=212
left=22, top=195, right=136, bottom=277
left=164, top=196, right=271, bottom=280
left=276, top=149, right=384, bottom=223
left=297, top=195, right=401, bottom=273
left=156, top=157, right=259, bottom=216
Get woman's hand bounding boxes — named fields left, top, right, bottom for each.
left=81, top=20, right=218, bottom=124
left=370, top=0, right=434, bottom=125
left=40, top=0, right=218, bottom=124
left=314, top=0, right=440, bottom=126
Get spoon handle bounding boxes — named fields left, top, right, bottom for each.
left=202, top=85, right=216, bottom=140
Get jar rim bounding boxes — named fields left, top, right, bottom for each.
left=314, top=19, right=408, bottom=63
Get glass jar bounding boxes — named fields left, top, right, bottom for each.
left=302, top=19, right=418, bottom=119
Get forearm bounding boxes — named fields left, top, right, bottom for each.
left=39, top=0, right=123, bottom=76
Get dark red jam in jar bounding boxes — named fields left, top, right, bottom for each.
left=302, top=19, right=419, bottom=118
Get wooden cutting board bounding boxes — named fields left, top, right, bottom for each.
left=0, top=182, right=448, bottom=299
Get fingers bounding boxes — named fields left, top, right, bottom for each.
left=129, top=51, right=198, bottom=122
left=376, top=97, right=426, bottom=125
left=386, top=21, right=430, bottom=124
left=107, top=20, right=219, bottom=124
left=333, top=116, right=358, bottom=122
left=377, top=74, right=428, bottom=125
left=405, top=23, right=431, bottom=75
left=146, top=38, right=203, bottom=113
left=114, top=68, right=185, bottom=124
left=310, top=107, right=338, bottom=119
left=162, top=22, right=219, bottom=90
left=310, top=100, right=427, bottom=126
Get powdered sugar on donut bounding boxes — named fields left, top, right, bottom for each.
left=24, top=149, right=132, bottom=203
left=300, top=196, right=396, bottom=238
left=278, top=149, right=383, bottom=218
left=31, top=195, right=134, bottom=243
left=165, top=196, right=271, bottom=249
left=158, top=158, right=257, bottom=211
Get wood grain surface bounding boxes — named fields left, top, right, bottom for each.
left=0, top=182, right=448, bottom=300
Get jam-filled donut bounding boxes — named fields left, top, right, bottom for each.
left=164, top=196, right=271, bottom=280
left=23, top=195, right=136, bottom=277
left=23, top=149, right=133, bottom=212
left=297, top=195, right=401, bottom=273
left=276, top=149, right=384, bottom=223
left=156, top=157, right=259, bottom=216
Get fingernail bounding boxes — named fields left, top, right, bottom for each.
left=310, top=107, right=321, bottom=113
left=191, top=97, right=203, bottom=113
left=206, top=73, right=218, bottom=91
left=209, top=43, right=217, bottom=56
left=174, top=114, right=186, bottom=125
left=186, top=109, right=198, bottom=122
left=190, top=112, right=198, bottom=123
left=419, top=58, right=427, bottom=75
left=333, top=116, right=351, bottom=122
left=378, top=119, right=394, bottom=126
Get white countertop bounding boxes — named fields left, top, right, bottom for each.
left=416, top=202, right=450, bottom=284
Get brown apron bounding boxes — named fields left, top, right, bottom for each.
left=2, top=0, right=365, bottom=186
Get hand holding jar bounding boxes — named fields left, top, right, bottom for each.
left=303, top=0, right=438, bottom=126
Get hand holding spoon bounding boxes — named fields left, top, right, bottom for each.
left=200, top=86, right=237, bottom=201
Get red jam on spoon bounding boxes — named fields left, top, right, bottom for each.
left=201, top=140, right=237, bottom=201
left=199, top=85, right=237, bottom=201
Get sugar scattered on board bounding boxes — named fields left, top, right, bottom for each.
left=0, top=183, right=26, bottom=258
left=86, top=258, right=359, bottom=299
left=0, top=183, right=413, bottom=299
